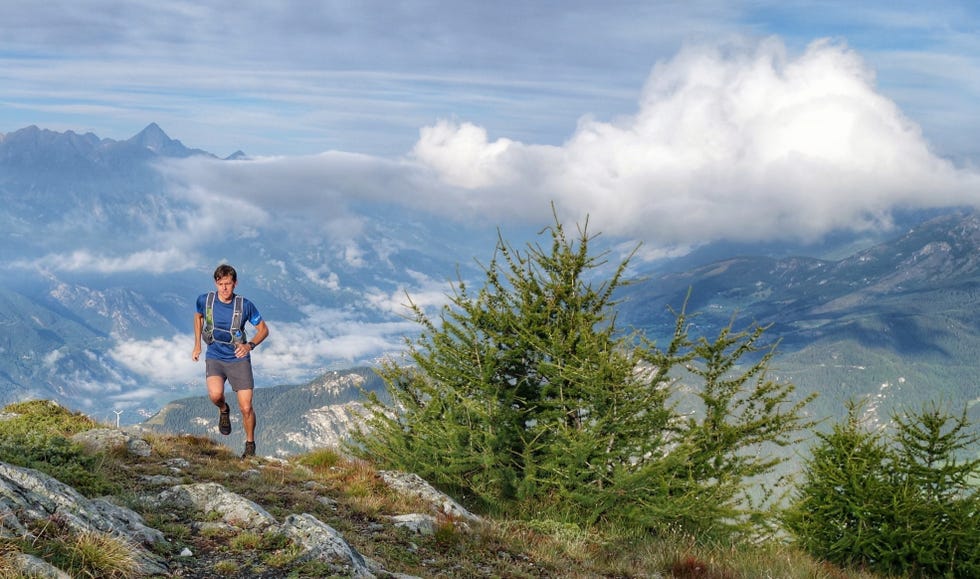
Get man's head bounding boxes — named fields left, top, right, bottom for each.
left=213, top=264, right=238, bottom=301
left=214, top=264, right=238, bottom=282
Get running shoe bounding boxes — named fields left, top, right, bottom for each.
left=218, top=403, right=231, bottom=435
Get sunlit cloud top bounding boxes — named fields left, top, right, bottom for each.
left=147, top=37, right=980, bottom=253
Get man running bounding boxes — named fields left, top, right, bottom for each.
left=191, top=264, right=269, bottom=458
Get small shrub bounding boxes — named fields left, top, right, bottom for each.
left=433, top=519, right=462, bottom=547
left=198, top=525, right=232, bottom=540
left=66, top=531, right=142, bottom=579
left=229, top=531, right=263, bottom=551
left=0, top=402, right=116, bottom=496
left=0, top=400, right=97, bottom=436
left=259, top=531, right=292, bottom=551
left=295, top=447, right=344, bottom=470
left=213, top=559, right=239, bottom=575
left=786, top=399, right=980, bottom=577
left=262, top=543, right=303, bottom=568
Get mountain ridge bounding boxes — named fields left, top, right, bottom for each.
left=0, top=123, right=977, bottom=438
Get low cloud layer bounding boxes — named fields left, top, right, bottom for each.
left=108, top=273, right=452, bottom=390
left=20, top=248, right=200, bottom=274
left=160, top=38, right=980, bottom=254
left=109, top=310, right=418, bottom=389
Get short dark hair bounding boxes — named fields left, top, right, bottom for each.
left=213, top=264, right=237, bottom=282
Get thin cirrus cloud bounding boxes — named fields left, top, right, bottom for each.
left=15, top=248, right=200, bottom=274
left=4, top=2, right=978, bottom=163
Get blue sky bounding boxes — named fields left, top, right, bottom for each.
left=3, top=1, right=980, bottom=253
left=2, top=1, right=978, bottom=161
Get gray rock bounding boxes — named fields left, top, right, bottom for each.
left=391, top=513, right=437, bottom=535
left=11, top=553, right=73, bottom=578
left=163, top=457, right=191, bottom=471
left=0, top=461, right=169, bottom=575
left=378, top=471, right=481, bottom=523
left=149, top=482, right=277, bottom=530
left=140, top=473, right=183, bottom=486
left=70, top=428, right=152, bottom=457
left=279, top=513, right=374, bottom=578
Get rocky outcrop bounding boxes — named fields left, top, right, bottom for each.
left=147, top=482, right=277, bottom=530
left=0, top=438, right=477, bottom=577
left=0, top=461, right=168, bottom=575
left=280, top=513, right=374, bottom=577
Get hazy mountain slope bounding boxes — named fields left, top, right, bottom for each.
left=142, top=367, right=387, bottom=457
left=0, top=124, right=497, bottom=416
left=620, top=210, right=980, bottom=425
left=148, top=212, right=980, bottom=455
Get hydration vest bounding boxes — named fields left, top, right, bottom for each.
left=202, top=292, right=247, bottom=345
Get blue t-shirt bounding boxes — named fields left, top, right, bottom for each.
left=196, top=293, right=263, bottom=362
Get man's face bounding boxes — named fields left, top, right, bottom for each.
left=214, top=275, right=237, bottom=301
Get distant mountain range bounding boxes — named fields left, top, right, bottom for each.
left=0, top=123, right=500, bottom=422
left=619, top=210, right=980, bottom=426
left=142, top=367, right=386, bottom=458
left=1, top=124, right=978, bottom=445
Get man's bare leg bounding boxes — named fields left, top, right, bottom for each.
left=207, top=376, right=228, bottom=409
left=236, top=388, right=256, bottom=442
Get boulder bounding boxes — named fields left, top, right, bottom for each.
left=70, top=428, right=152, bottom=457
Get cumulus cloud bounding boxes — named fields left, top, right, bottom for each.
left=363, top=269, right=454, bottom=316
left=152, top=38, right=980, bottom=255
left=411, top=38, right=980, bottom=245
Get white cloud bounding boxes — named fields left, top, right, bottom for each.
left=250, top=307, right=419, bottom=381
left=151, top=38, right=980, bottom=255
left=109, top=334, right=201, bottom=384
left=412, top=121, right=519, bottom=189
left=108, top=308, right=423, bottom=388
left=297, top=264, right=340, bottom=290
left=107, top=387, right=169, bottom=404
left=410, top=38, right=980, bottom=246
left=363, top=269, right=454, bottom=316
left=17, top=247, right=200, bottom=274
left=43, top=349, right=65, bottom=367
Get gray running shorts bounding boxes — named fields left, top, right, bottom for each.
left=205, top=358, right=255, bottom=392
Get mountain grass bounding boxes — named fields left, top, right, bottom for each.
left=0, top=400, right=891, bottom=578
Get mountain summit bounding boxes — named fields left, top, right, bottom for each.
left=127, top=122, right=210, bottom=158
